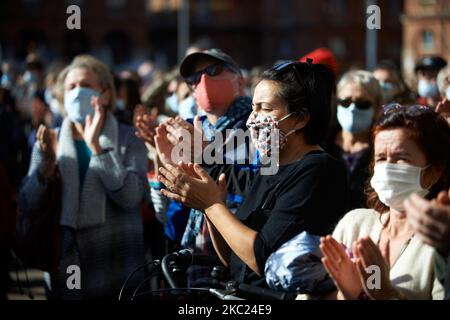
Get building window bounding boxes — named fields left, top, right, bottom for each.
left=422, top=30, right=435, bottom=51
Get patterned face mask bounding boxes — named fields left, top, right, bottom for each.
left=246, top=111, right=299, bottom=158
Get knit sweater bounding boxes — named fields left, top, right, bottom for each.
left=18, top=117, right=148, bottom=299
left=332, top=208, right=445, bottom=300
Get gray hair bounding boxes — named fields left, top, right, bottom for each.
left=55, top=55, right=116, bottom=112
left=337, top=70, right=383, bottom=108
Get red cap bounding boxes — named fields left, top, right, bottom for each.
left=299, top=48, right=339, bottom=77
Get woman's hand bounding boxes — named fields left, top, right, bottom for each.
left=84, top=96, right=105, bottom=155
left=37, top=124, right=58, bottom=181
left=320, top=235, right=362, bottom=300
left=154, top=124, right=176, bottom=166
left=135, top=106, right=158, bottom=147
left=405, top=191, right=450, bottom=256
left=165, top=115, right=207, bottom=162
left=158, top=162, right=227, bottom=211
left=354, top=236, right=399, bottom=300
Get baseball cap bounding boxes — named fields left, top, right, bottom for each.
left=179, top=48, right=241, bottom=78
left=415, top=56, right=447, bottom=73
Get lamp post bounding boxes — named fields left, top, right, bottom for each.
left=366, top=0, right=378, bottom=70
left=178, top=0, right=190, bottom=63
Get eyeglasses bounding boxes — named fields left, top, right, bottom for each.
left=382, top=103, right=431, bottom=116
left=185, top=62, right=238, bottom=86
left=337, top=98, right=373, bottom=110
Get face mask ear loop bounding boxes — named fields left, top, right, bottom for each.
left=279, top=110, right=307, bottom=137
left=419, top=164, right=432, bottom=190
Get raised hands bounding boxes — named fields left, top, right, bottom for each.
left=320, top=235, right=400, bottom=300
left=353, top=237, right=398, bottom=300
left=37, top=124, right=58, bottom=181
left=405, top=190, right=450, bottom=256
left=320, top=235, right=362, bottom=300
left=164, top=115, right=207, bottom=163
left=135, top=106, right=158, bottom=147
left=83, top=96, right=106, bottom=155
left=158, top=162, right=227, bottom=210
left=154, top=124, right=175, bottom=166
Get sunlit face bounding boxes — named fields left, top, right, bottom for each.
left=64, top=67, right=111, bottom=107
left=374, top=128, right=437, bottom=188
left=374, top=128, right=426, bottom=167
left=252, top=79, right=306, bottom=133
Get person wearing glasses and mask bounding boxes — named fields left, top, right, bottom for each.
left=156, top=61, right=349, bottom=288
left=18, top=55, right=148, bottom=299
left=320, top=104, right=450, bottom=300
left=327, top=70, right=383, bottom=210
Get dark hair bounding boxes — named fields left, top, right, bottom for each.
left=260, top=61, right=335, bottom=145
left=366, top=108, right=450, bottom=213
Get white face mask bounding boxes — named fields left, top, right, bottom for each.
left=370, top=163, right=429, bottom=211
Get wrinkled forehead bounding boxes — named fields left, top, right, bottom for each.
left=374, top=128, right=419, bottom=154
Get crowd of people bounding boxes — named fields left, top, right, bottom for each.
left=1, top=44, right=450, bottom=300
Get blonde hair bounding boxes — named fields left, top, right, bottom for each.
left=54, top=55, right=116, bottom=112
left=337, top=70, right=383, bottom=108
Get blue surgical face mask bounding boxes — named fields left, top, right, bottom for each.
left=337, top=103, right=374, bottom=134
left=379, top=81, right=394, bottom=102
left=64, top=87, right=100, bottom=124
left=418, top=79, right=439, bottom=98
left=116, top=98, right=126, bottom=111
left=23, top=70, right=38, bottom=86
left=165, top=93, right=179, bottom=113
left=178, top=95, right=197, bottom=120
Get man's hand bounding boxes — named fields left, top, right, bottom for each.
left=405, top=191, right=450, bottom=256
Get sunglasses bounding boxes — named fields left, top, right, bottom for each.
left=271, top=61, right=304, bottom=84
left=337, top=98, right=373, bottom=110
left=185, top=62, right=238, bottom=86
left=382, top=103, right=431, bottom=116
